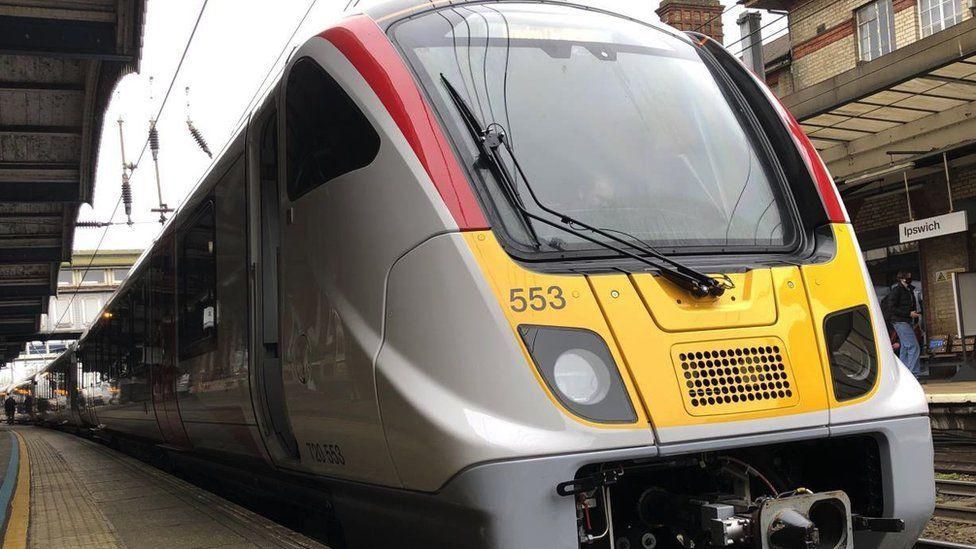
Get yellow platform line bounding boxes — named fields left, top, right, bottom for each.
left=3, top=431, right=29, bottom=549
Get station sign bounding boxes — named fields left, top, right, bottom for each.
left=898, top=210, right=968, bottom=243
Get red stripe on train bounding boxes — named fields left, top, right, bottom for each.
left=321, top=16, right=489, bottom=230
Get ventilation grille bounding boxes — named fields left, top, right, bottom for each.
left=672, top=337, right=799, bottom=416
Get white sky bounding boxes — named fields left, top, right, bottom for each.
left=74, top=0, right=788, bottom=253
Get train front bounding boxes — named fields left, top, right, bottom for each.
left=369, top=2, right=934, bottom=547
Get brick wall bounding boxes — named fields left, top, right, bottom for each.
left=789, top=0, right=857, bottom=45
left=656, top=0, right=724, bottom=42
left=851, top=191, right=912, bottom=234
left=921, top=232, right=968, bottom=336
left=954, top=163, right=976, bottom=200
left=893, top=3, right=919, bottom=45
left=793, top=36, right=857, bottom=89
left=788, top=0, right=972, bottom=90
left=766, top=67, right=795, bottom=96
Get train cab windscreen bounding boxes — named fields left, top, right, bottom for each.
left=394, top=3, right=801, bottom=257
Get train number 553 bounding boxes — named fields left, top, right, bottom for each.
left=510, top=286, right=566, bottom=312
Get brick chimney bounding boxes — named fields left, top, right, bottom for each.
left=656, top=0, right=725, bottom=44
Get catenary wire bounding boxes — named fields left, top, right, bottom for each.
left=53, top=0, right=211, bottom=329
left=227, top=0, right=319, bottom=139
left=724, top=0, right=851, bottom=60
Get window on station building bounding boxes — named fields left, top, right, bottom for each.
left=178, top=201, right=217, bottom=358
left=51, top=300, right=73, bottom=328
left=285, top=57, right=380, bottom=201
left=57, top=269, right=73, bottom=285
left=856, top=0, right=895, bottom=62
left=919, top=0, right=963, bottom=37
left=112, top=268, right=129, bottom=283
left=81, top=269, right=105, bottom=285
left=81, top=297, right=102, bottom=326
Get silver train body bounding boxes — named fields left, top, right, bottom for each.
left=19, top=2, right=933, bottom=547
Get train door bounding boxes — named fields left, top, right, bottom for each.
left=77, top=346, right=98, bottom=427
left=247, top=103, right=300, bottom=464
left=272, top=53, right=398, bottom=483
left=67, top=351, right=83, bottom=426
left=149, top=239, right=192, bottom=447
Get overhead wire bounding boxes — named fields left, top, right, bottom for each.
left=691, top=2, right=741, bottom=35
left=53, top=0, right=211, bottom=329
left=227, top=0, right=319, bottom=141
left=724, top=0, right=850, bottom=60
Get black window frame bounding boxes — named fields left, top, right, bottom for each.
left=284, top=57, right=381, bottom=202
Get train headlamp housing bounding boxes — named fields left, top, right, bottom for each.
left=519, top=325, right=637, bottom=423
left=824, top=306, right=878, bottom=401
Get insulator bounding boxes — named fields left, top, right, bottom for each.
left=187, top=120, right=213, bottom=158
left=76, top=221, right=111, bottom=228
left=149, top=122, right=160, bottom=160
left=122, top=179, right=133, bottom=225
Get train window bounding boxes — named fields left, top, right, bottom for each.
left=178, top=201, right=217, bottom=358
left=394, top=5, right=800, bottom=255
left=284, top=57, right=380, bottom=201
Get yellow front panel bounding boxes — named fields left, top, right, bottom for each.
left=590, top=268, right=829, bottom=432
left=633, top=269, right=778, bottom=332
left=462, top=232, right=649, bottom=428
left=463, top=224, right=875, bottom=435
left=800, top=224, right=882, bottom=406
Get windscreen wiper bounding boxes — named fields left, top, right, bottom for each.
left=440, top=74, right=732, bottom=298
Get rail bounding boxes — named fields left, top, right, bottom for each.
left=917, top=539, right=976, bottom=549
left=937, top=479, right=976, bottom=497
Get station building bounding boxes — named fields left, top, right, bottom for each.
left=0, top=249, right=140, bottom=387
left=659, top=0, right=976, bottom=357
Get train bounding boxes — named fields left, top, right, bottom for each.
left=7, top=1, right=934, bottom=547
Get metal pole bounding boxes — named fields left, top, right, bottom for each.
left=903, top=171, right=915, bottom=220
left=117, top=118, right=126, bottom=164
left=944, top=152, right=955, bottom=212
left=117, top=118, right=133, bottom=226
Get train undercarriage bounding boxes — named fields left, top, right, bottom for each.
left=565, top=435, right=899, bottom=549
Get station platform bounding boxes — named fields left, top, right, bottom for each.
left=925, top=381, right=976, bottom=404
left=0, top=426, right=328, bottom=549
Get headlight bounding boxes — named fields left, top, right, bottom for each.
left=553, top=348, right=612, bottom=405
left=519, top=325, right=636, bottom=423
left=824, top=306, right=878, bottom=401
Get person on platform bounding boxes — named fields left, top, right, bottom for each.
left=887, top=270, right=922, bottom=377
left=4, top=395, right=15, bottom=424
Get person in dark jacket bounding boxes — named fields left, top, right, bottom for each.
left=4, top=395, right=15, bottom=424
left=889, top=270, right=922, bottom=376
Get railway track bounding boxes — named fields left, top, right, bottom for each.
left=936, top=463, right=976, bottom=475
left=917, top=539, right=976, bottom=549
left=933, top=478, right=976, bottom=524
left=937, top=479, right=976, bottom=497
left=934, top=502, right=976, bottom=524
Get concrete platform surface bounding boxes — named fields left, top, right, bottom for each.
left=0, top=426, right=328, bottom=549
left=925, top=381, right=976, bottom=404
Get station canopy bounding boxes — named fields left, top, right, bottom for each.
left=775, top=16, right=976, bottom=186
left=0, top=0, right=146, bottom=361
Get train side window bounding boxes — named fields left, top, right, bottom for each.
left=178, top=201, right=217, bottom=358
left=284, top=57, right=380, bottom=201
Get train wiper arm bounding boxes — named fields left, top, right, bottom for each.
left=437, top=77, right=541, bottom=247
left=440, top=74, right=731, bottom=299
